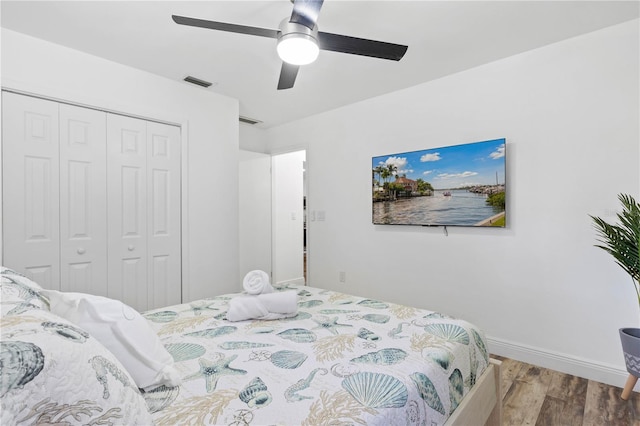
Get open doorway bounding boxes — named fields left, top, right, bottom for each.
left=238, top=149, right=307, bottom=287
left=272, top=150, right=307, bottom=286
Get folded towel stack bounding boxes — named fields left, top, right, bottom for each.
left=243, top=270, right=274, bottom=295
left=227, top=291, right=298, bottom=322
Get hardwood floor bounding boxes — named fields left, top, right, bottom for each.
left=495, top=356, right=640, bottom=425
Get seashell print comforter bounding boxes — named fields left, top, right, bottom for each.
left=144, top=285, right=489, bottom=426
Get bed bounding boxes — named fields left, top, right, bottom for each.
left=0, top=267, right=501, bottom=426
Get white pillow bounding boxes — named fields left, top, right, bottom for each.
left=40, top=289, right=181, bottom=391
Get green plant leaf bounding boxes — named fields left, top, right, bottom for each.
left=590, top=194, right=640, bottom=307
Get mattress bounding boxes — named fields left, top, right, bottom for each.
left=143, top=284, right=489, bottom=425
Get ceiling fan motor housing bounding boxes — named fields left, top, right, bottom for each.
left=277, top=18, right=320, bottom=65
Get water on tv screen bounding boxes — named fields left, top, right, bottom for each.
left=372, top=138, right=506, bottom=227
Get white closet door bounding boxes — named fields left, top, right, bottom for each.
left=2, top=92, right=60, bottom=289
left=107, top=114, right=148, bottom=311
left=147, top=122, right=181, bottom=309
left=59, top=104, right=108, bottom=295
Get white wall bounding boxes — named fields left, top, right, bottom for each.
left=1, top=29, right=241, bottom=300
left=266, top=20, right=640, bottom=387
left=240, top=123, right=269, bottom=153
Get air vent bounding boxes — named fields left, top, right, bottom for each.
left=239, top=116, right=262, bottom=125
left=183, top=75, right=212, bottom=88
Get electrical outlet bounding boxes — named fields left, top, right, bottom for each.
left=339, top=271, right=346, bottom=283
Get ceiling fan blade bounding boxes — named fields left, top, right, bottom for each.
left=172, top=15, right=279, bottom=39
left=277, top=62, right=300, bottom=90
left=290, top=0, right=324, bottom=30
left=318, top=32, right=408, bottom=61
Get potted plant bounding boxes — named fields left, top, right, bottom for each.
left=590, top=193, right=640, bottom=399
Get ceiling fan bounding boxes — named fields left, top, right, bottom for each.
left=172, top=0, right=408, bottom=90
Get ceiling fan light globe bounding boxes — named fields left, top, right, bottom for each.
left=277, top=33, right=319, bottom=65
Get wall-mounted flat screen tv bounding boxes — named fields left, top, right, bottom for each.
left=372, top=138, right=506, bottom=227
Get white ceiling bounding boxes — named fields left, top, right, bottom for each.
left=1, top=1, right=638, bottom=128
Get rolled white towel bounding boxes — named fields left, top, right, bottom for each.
left=243, top=270, right=274, bottom=295
left=226, top=291, right=298, bottom=322
left=258, top=291, right=298, bottom=315
left=226, top=296, right=269, bottom=322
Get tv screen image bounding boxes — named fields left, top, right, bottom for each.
left=372, top=138, right=506, bottom=227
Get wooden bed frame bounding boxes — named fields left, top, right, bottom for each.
left=446, top=358, right=502, bottom=426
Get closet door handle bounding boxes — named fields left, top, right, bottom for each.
left=77, top=248, right=86, bottom=255
left=128, top=245, right=135, bottom=251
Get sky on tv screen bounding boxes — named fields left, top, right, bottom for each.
left=372, top=138, right=506, bottom=190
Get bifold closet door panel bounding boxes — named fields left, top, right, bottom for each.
left=107, top=114, right=148, bottom=311
left=2, top=92, right=60, bottom=289
left=59, top=104, right=108, bottom=295
left=147, top=122, right=182, bottom=309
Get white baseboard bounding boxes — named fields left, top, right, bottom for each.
left=487, top=336, right=638, bottom=391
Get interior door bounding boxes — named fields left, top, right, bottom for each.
left=239, top=150, right=272, bottom=279
left=107, top=114, right=148, bottom=311
left=59, top=104, right=108, bottom=295
left=2, top=92, right=61, bottom=289
left=146, top=121, right=181, bottom=308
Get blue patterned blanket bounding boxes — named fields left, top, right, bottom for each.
left=143, top=284, right=489, bottom=425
